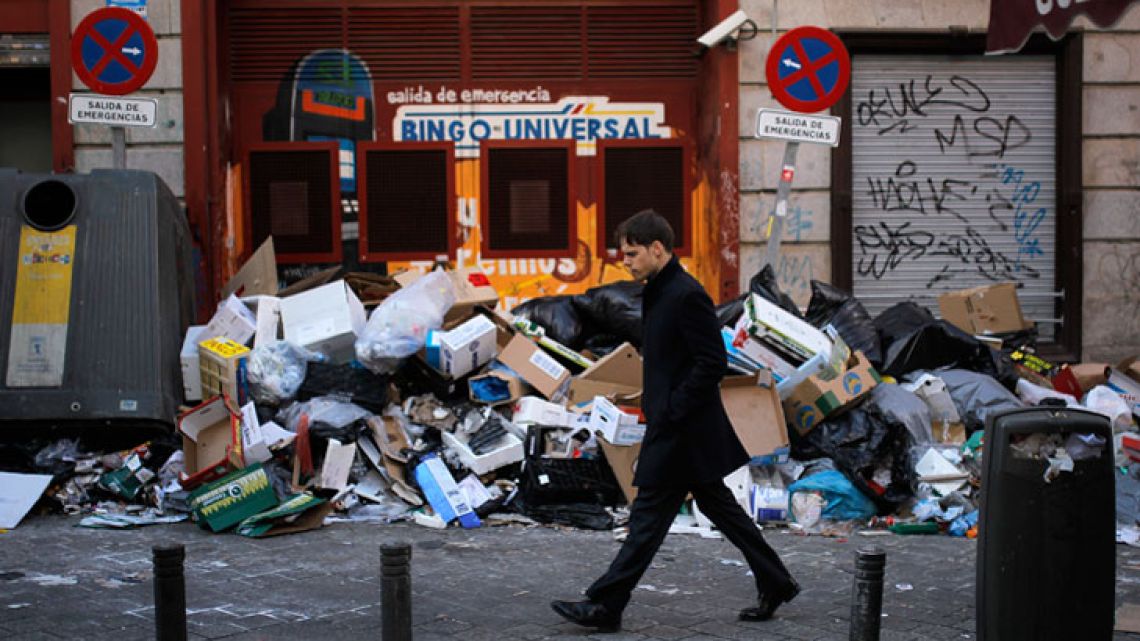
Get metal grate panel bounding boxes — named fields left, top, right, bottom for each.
left=248, top=149, right=337, bottom=259
left=471, top=6, right=583, bottom=80
left=603, top=146, right=686, bottom=250
left=227, top=6, right=344, bottom=82
left=361, top=148, right=450, bottom=259
left=486, top=147, right=570, bottom=253
left=586, top=5, right=699, bottom=78
left=348, top=6, right=461, bottom=80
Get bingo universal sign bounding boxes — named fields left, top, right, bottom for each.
left=393, top=96, right=671, bottom=157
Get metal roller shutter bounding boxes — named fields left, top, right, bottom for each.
left=851, top=55, right=1057, bottom=339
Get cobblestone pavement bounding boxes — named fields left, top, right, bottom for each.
left=1, top=515, right=1138, bottom=640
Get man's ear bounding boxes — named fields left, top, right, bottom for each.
left=650, top=240, right=665, bottom=258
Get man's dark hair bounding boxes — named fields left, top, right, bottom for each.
left=614, top=209, right=675, bottom=252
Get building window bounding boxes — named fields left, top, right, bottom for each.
left=481, top=141, right=576, bottom=258
left=247, top=142, right=341, bottom=263
left=358, top=142, right=455, bottom=262
left=598, top=140, right=690, bottom=255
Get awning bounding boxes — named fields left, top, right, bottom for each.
left=987, top=0, right=1139, bottom=54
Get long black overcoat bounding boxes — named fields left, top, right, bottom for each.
left=632, top=256, right=749, bottom=487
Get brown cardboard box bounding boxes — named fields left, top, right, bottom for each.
left=567, top=342, right=642, bottom=406
left=1070, top=363, right=1110, bottom=393
left=598, top=437, right=641, bottom=504
left=721, top=370, right=789, bottom=461
left=497, top=334, right=571, bottom=400
left=179, top=397, right=244, bottom=490
left=938, top=282, right=1032, bottom=335
left=1119, top=356, right=1140, bottom=385
left=222, top=238, right=278, bottom=299
left=783, top=351, right=881, bottom=435
left=395, top=268, right=500, bottom=324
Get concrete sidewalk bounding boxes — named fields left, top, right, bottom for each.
left=1, top=516, right=1137, bottom=640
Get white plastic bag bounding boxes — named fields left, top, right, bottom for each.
left=355, top=270, right=456, bottom=374
left=1084, top=385, right=1135, bottom=433
left=247, top=341, right=324, bottom=405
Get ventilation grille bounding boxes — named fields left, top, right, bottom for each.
left=587, top=5, right=699, bottom=78
left=348, top=7, right=462, bottom=80
left=604, top=146, right=686, bottom=250
left=487, top=148, right=569, bottom=252
left=249, top=150, right=336, bottom=259
left=227, top=7, right=344, bottom=82
left=471, top=6, right=583, bottom=80
left=362, top=148, right=450, bottom=259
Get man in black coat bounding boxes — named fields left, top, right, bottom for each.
left=551, top=210, right=799, bottom=633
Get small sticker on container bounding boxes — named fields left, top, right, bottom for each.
left=120, top=399, right=138, bottom=411
left=529, top=350, right=567, bottom=381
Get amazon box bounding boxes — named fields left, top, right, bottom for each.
left=720, top=370, right=789, bottom=465
left=938, top=282, right=1032, bottom=335
left=783, top=351, right=881, bottom=435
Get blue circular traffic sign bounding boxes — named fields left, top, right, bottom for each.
left=71, top=7, right=157, bottom=96
left=765, top=26, right=850, bottom=114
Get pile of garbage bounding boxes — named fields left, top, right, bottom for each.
left=2, top=247, right=1138, bottom=543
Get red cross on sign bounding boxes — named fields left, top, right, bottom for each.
left=765, top=26, right=850, bottom=114
left=71, top=7, right=158, bottom=96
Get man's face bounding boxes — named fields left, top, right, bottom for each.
left=620, top=240, right=666, bottom=282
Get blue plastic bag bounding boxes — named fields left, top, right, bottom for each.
left=788, top=470, right=876, bottom=522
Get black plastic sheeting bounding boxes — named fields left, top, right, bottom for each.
left=804, top=280, right=883, bottom=367
left=511, top=296, right=585, bottom=348
left=571, top=281, right=644, bottom=348
left=749, top=265, right=803, bottom=318
left=874, top=303, right=1018, bottom=390
left=791, top=396, right=916, bottom=515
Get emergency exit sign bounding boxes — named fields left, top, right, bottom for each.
left=68, top=93, right=157, bottom=127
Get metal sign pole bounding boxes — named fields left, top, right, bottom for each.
left=761, top=140, right=799, bottom=269
left=111, top=126, right=126, bottom=169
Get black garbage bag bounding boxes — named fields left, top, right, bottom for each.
left=571, top=281, right=643, bottom=347
left=512, top=296, right=585, bottom=348
left=804, top=280, right=883, bottom=367
left=582, top=333, right=625, bottom=358
left=879, top=321, right=1018, bottom=390
left=790, top=400, right=915, bottom=515
left=716, top=295, right=747, bottom=327
left=517, top=501, right=615, bottom=531
left=749, top=264, right=803, bottom=318
left=873, top=301, right=936, bottom=348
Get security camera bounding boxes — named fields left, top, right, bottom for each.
left=697, top=10, right=756, bottom=49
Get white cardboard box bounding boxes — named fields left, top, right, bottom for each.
left=204, top=294, right=258, bottom=346
left=438, top=315, right=497, bottom=378
left=588, top=396, right=645, bottom=445
left=239, top=402, right=273, bottom=464
left=441, top=429, right=524, bottom=475
left=279, top=281, right=366, bottom=364
left=511, top=396, right=572, bottom=427
left=180, top=325, right=208, bottom=402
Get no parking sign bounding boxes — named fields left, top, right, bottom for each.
left=765, top=26, right=850, bottom=114
left=71, top=7, right=157, bottom=96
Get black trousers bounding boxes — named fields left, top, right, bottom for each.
left=585, top=480, right=796, bottom=613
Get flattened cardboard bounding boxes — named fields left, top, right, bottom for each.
left=720, top=370, right=789, bottom=461
left=0, top=472, right=52, bottom=528
left=236, top=493, right=331, bottom=537
left=277, top=266, right=342, bottom=298
left=188, top=464, right=278, bottom=533
left=222, top=237, right=278, bottom=299
left=598, top=437, right=640, bottom=504
left=498, top=334, right=570, bottom=400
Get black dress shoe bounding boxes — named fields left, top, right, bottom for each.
left=551, top=599, right=621, bottom=632
left=739, top=581, right=800, bottom=622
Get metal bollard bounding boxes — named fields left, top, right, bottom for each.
left=849, top=546, right=886, bottom=641
left=381, top=542, right=413, bottom=641
left=153, top=544, right=187, bottom=641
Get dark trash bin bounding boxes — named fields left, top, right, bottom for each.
left=976, top=407, right=1114, bottom=641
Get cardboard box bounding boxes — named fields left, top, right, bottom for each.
left=783, top=350, right=882, bottom=435
left=204, top=294, right=258, bottom=346
left=511, top=396, right=572, bottom=427
left=938, top=282, right=1032, bottom=335
left=251, top=296, right=282, bottom=348
left=222, top=237, right=278, bottom=299
left=238, top=402, right=272, bottom=465
left=438, top=315, right=498, bottom=378
left=414, top=453, right=481, bottom=528
left=1070, top=363, right=1110, bottom=394
left=397, top=267, right=500, bottom=324
left=198, top=336, right=250, bottom=406
left=1120, top=356, right=1140, bottom=385
left=567, top=342, right=642, bottom=406
left=588, top=396, right=645, bottom=445
left=236, top=492, right=331, bottom=538
left=720, top=370, right=790, bottom=464
left=469, top=371, right=524, bottom=406
left=743, top=293, right=834, bottom=361
left=498, top=334, right=571, bottom=400
left=188, top=463, right=279, bottom=532
left=179, top=397, right=244, bottom=490
left=279, top=280, right=366, bottom=363
left=597, top=437, right=640, bottom=504
left=441, top=429, right=524, bottom=475
left=318, top=439, right=356, bottom=490
left=180, top=325, right=208, bottom=402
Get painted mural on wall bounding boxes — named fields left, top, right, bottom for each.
left=254, top=48, right=720, bottom=308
